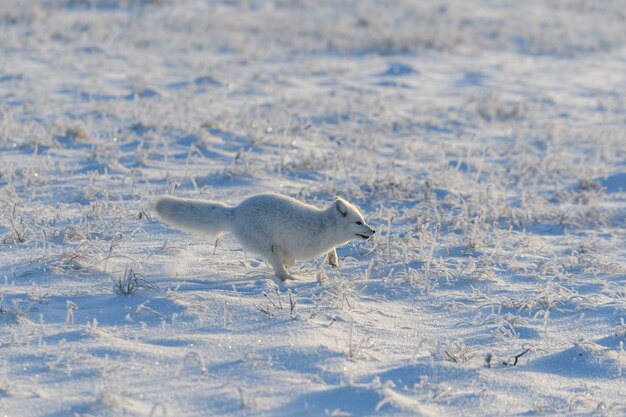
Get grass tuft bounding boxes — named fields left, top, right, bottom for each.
left=113, top=266, right=159, bottom=295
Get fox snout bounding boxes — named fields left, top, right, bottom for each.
left=356, top=225, right=376, bottom=240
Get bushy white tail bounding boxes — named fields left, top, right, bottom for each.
left=152, top=196, right=234, bottom=236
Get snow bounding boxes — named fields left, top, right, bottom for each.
left=1, top=0, right=626, bottom=416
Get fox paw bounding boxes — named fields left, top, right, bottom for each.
left=328, top=251, right=339, bottom=268
left=276, top=273, right=296, bottom=282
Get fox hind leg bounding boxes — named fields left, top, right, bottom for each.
left=328, top=248, right=339, bottom=268
left=266, top=245, right=295, bottom=281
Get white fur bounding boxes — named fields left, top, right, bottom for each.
left=152, top=193, right=375, bottom=281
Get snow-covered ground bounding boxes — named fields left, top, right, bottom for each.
left=1, top=1, right=626, bottom=415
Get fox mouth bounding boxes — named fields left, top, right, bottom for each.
left=356, top=233, right=372, bottom=240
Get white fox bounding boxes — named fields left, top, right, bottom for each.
left=152, top=193, right=375, bottom=281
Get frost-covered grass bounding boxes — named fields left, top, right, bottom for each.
left=1, top=1, right=626, bottom=416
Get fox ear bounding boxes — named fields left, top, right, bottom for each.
left=334, top=197, right=348, bottom=217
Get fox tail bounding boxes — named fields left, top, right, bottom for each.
left=152, top=195, right=235, bottom=236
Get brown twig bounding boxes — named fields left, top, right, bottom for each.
left=504, top=348, right=530, bottom=366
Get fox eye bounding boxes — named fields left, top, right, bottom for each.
left=355, top=221, right=362, bottom=225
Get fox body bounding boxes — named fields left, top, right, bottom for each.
left=152, top=193, right=375, bottom=281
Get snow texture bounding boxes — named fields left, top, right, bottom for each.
left=1, top=0, right=626, bottom=416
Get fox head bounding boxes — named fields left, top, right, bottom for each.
left=332, top=196, right=376, bottom=241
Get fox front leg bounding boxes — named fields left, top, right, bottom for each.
left=328, top=248, right=339, bottom=268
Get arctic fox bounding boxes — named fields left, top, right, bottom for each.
left=152, top=193, right=375, bottom=281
